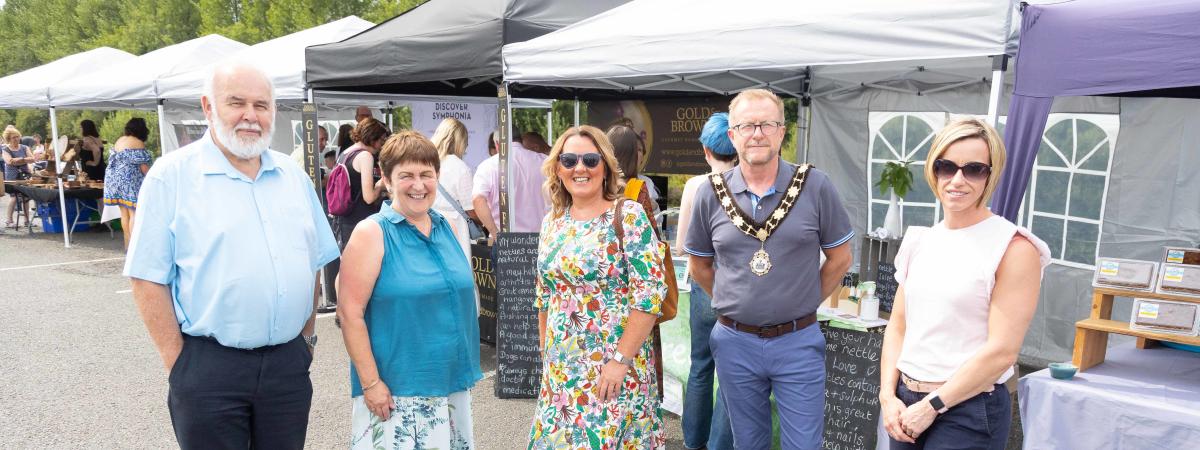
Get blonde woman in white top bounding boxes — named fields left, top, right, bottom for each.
left=880, top=117, right=1051, bottom=449
left=430, top=118, right=476, bottom=260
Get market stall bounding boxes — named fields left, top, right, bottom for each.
left=502, top=2, right=1018, bottom=443
left=305, top=0, right=632, bottom=398
left=0, top=47, right=135, bottom=245
left=992, top=1, right=1200, bottom=447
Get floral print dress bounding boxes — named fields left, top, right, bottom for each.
left=529, top=200, right=667, bottom=449
left=102, top=148, right=152, bottom=209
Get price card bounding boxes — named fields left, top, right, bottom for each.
left=1099, top=260, right=1120, bottom=276
left=1167, top=249, right=1185, bottom=264
left=1137, top=302, right=1160, bottom=319
left=1165, top=266, right=1186, bottom=283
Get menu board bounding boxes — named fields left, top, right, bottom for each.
left=875, top=262, right=898, bottom=313
left=822, top=323, right=884, bottom=450
left=494, top=232, right=543, bottom=398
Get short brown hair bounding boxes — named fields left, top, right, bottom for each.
left=350, top=118, right=389, bottom=147
left=378, top=130, right=440, bottom=178
left=542, top=125, right=623, bottom=218
left=924, top=117, right=1007, bottom=208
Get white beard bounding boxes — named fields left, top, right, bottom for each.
left=210, top=108, right=274, bottom=159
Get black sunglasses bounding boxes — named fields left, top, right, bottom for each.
left=558, top=152, right=602, bottom=169
left=932, top=159, right=991, bottom=182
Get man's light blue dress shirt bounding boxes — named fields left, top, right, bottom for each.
left=124, top=132, right=339, bottom=349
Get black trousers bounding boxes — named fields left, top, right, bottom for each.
left=168, top=334, right=313, bottom=450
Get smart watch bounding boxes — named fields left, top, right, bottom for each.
left=928, top=393, right=949, bottom=414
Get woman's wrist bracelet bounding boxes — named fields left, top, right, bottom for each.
left=362, top=379, right=381, bottom=392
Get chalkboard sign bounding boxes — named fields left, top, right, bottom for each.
left=494, top=232, right=543, bottom=399
left=822, top=323, right=884, bottom=450
left=875, top=262, right=898, bottom=313
left=472, top=243, right=497, bottom=345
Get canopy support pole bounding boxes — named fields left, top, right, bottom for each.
left=986, top=55, right=1008, bottom=128
left=387, top=101, right=395, bottom=132
left=157, top=100, right=170, bottom=153
left=800, top=69, right=812, bottom=164
left=573, top=98, right=580, bottom=128
left=49, top=106, right=70, bottom=248
left=546, top=109, right=553, bottom=144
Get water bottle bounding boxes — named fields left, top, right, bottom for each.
left=860, top=294, right=880, bottom=321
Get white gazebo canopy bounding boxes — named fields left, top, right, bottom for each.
left=0, top=47, right=136, bottom=109
left=48, top=34, right=246, bottom=110
left=156, top=16, right=374, bottom=104
left=503, top=0, right=1016, bottom=99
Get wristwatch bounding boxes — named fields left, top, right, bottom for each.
left=303, top=334, right=318, bottom=348
left=610, top=350, right=635, bottom=367
left=927, top=393, right=949, bottom=414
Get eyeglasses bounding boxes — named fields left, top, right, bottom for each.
left=558, top=152, right=602, bottom=169
left=932, top=159, right=992, bottom=182
left=730, top=121, right=784, bottom=137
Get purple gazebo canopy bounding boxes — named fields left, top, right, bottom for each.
left=991, top=0, right=1200, bottom=221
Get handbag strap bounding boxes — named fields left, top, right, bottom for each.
left=436, top=182, right=472, bottom=222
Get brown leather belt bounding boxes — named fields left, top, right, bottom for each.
left=718, top=314, right=816, bottom=339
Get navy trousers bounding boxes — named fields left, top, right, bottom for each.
left=168, top=334, right=313, bottom=450
left=889, top=383, right=1011, bottom=450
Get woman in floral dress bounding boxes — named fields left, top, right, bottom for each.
left=102, top=118, right=152, bottom=248
left=529, top=125, right=667, bottom=449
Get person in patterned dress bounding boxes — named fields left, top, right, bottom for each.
left=102, top=118, right=152, bottom=247
left=528, top=125, right=667, bottom=449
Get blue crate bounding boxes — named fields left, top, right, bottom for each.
left=38, top=199, right=92, bottom=233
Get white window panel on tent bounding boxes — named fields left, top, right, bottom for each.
left=1025, top=114, right=1119, bottom=270
left=867, top=112, right=948, bottom=233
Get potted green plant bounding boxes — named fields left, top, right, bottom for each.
left=875, top=161, right=913, bottom=238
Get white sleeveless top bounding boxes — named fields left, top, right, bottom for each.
left=894, top=215, right=1051, bottom=384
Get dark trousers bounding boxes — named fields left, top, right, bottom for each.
left=889, top=383, right=1011, bottom=450
left=168, top=335, right=313, bottom=450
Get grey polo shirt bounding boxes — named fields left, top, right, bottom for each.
left=685, top=162, right=853, bottom=327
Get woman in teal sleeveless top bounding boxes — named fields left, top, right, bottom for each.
left=338, top=131, right=481, bottom=450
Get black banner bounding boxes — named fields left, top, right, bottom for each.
left=589, top=98, right=731, bottom=175
left=300, top=103, right=319, bottom=190
left=472, top=243, right=497, bottom=345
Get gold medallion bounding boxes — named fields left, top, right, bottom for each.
left=750, top=247, right=772, bottom=276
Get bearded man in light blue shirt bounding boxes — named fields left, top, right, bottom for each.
left=125, top=61, right=338, bottom=450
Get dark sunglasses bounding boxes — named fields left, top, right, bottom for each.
left=932, top=159, right=991, bottom=182
left=558, top=152, right=602, bottom=169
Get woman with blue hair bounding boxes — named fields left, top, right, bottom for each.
left=675, top=112, right=737, bottom=450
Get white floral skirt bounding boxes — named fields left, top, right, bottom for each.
left=350, top=390, right=473, bottom=450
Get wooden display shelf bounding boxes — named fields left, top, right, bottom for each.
left=1073, top=286, right=1200, bottom=372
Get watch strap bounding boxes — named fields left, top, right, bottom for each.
left=611, top=350, right=634, bottom=367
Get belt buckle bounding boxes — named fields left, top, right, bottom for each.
left=757, top=324, right=781, bottom=339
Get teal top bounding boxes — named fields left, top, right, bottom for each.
left=349, top=201, right=482, bottom=397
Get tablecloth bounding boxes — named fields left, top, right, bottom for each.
left=1019, top=346, right=1200, bottom=449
